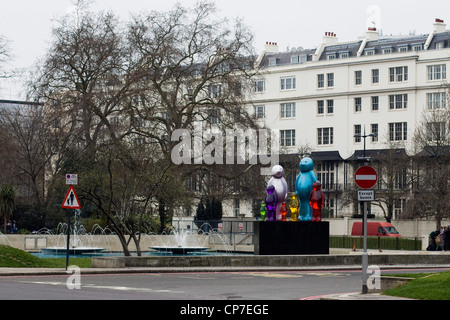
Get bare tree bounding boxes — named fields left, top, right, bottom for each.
left=406, top=105, right=450, bottom=228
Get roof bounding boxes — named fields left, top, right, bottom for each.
left=257, top=30, right=450, bottom=67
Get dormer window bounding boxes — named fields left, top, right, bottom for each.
left=382, top=46, right=393, bottom=54
left=365, top=48, right=376, bottom=56
left=327, top=53, right=336, bottom=60
left=398, top=45, right=409, bottom=52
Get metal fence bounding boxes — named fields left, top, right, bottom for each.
left=171, top=219, right=254, bottom=246
left=171, top=220, right=423, bottom=250
left=329, top=235, right=422, bottom=251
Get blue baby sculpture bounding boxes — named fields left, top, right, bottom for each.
left=295, top=157, right=318, bottom=221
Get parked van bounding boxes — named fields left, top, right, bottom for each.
left=351, top=222, right=401, bottom=237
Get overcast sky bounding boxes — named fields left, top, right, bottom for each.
left=0, top=0, right=448, bottom=99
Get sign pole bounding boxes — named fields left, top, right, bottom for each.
left=362, top=201, right=368, bottom=294
left=65, top=210, right=71, bottom=271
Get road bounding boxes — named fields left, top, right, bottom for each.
left=1, top=268, right=449, bottom=301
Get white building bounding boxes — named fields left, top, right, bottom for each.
left=227, top=19, right=450, bottom=219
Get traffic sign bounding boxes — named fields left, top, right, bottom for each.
left=66, top=174, right=78, bottom=185
left=62, top=186, right=81, bottom=209
left=358, top=190, right=375, bottom=202
left=355, top=166, right=378, bottom=189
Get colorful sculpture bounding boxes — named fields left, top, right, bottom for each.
left=295, top=157, right=318, bottom=221
left=259, top=201, right=267, bottom=221
left=265, top=185, right=278, bottom=222
left=267, top=165, right=288, bottom=221
left=288, top=193, right=300, bottom=222
left=309, top=181, right=325, bottom=222
left=280, top=202, right=288, bottom=221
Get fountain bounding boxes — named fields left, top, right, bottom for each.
left=40, top=210, right=106, bottom=256
left=0, top=232, right=11, bottom=246
left=149, top=222, right=231, bottom=255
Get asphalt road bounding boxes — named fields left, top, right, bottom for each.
left=1, top=268, right=448, bottom=301
left=0, top=269, right=363, bottom=300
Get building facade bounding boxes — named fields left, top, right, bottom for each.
left=232, top=19, right=450, bottom=219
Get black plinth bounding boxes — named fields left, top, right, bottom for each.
left=254, top=221, right=329, bottom=255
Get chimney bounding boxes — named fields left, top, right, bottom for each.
left=434, top=18, right=446, bottom=33
left=366, top=27, right=379, bottom=41
left=323, top=32, right=338, bottom=45
left=264, top=42, right=279, bottom=53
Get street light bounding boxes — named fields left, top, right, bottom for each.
left=354, top=128, right=377, bottom=162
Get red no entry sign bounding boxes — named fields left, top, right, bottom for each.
left=355, top=166, right=378, bottom=189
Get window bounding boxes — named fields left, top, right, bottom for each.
left=389, top=66, right=408, bottom=82
left=327, top=53, right=336, bottom=60
left=268, top=57, right=277, bottom=66
left=291, top=55, right=307, bottom=64
left=317, top=100, right=324, bottom=115
left=365, top=48, right=376, bottom=56
left=340, top=52, right=349, bottom=58
left=327, top=100, right=334, bottom=114
left=355, top=70, right=362, bottom=85
left=435, top=42, right=445, bottom=50
left=427, top=122, right=447, bottom=141
left=317, top=74, right=325, bottom=88
left=354, top=125, right=362, bottom=142
left=318, top=100, right=334, bottom=115
left=281, top=77, right=296, bottom=90
left=254, top=105, right=265, bottom=119
left=280, top=130, right=296, bottom=147
left=394, top=170, right=407, bottom=190
left=382, top=47, right=392, bottom=54
left=372, top=69, right=379, bottom=84
left=427, top=92, right=447, bottom=109
left=316, top=162, right=335, bottom=190
left=371, top=124, right=378, bottom=142
left=233, top=198, right=240, bottom=217
left=254, top=80, right=265, bottom=93
left=413, top=44, right=423, bottom=52
left=280, top=103, right=296, bottom=118
left=389, top=122, right=408, bottom=141
left=427, top=64, right=447, bottom=81
left=317, top=128, right=334, bottom=145
left=389, top=94, right=408, bottom=110
left=208, top=109, right=221, bottom=124
left=354, top=97, right=362, bottom=112
left=398, top=45, right=408, bottom=52
left=209, top=84, right=222, bottom=98
left=327, top=73, right=334, bottom=87
left=371, top=96, right=379, bottom=111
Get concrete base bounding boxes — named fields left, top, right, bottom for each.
left=254, top=221, right=330, bottom=255
left=91, top=252, right=450, bottom=269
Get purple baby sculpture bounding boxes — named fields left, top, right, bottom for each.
left=265, top=185, right=278, bottom=222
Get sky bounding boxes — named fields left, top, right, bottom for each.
left=0, top=0, right=448, bottom=100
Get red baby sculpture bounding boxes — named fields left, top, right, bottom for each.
left=309, top=181, right=325, bottom=222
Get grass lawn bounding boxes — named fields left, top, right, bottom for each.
left=383, top=271, right=450, bottom=300
left=0, top=245, right=91, bottom=268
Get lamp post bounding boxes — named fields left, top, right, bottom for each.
left=354, top=127, right=377, bottom=162
left=353, top=127, right=377, bottom=294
